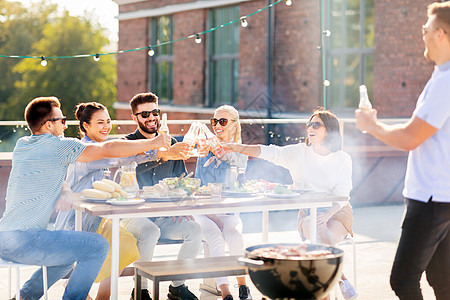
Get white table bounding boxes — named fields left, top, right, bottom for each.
left=73, top=192, right=344, bottom=300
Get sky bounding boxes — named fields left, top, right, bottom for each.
left=18, top=0, right=119, bottom=42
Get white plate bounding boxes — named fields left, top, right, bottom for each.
left=265, top=192, right=300, bottom=199
left=106, top=199, right=145, bottom=205
left=80, top=195, right=110, bottom=202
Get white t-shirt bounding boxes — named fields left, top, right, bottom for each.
left=259, top=143, right=352, bottom=207
left=403, top=61, right=450, bottom=203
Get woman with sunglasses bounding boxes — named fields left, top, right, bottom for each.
left=224, top=108, right=357, bottom=300
left=55, top=102, right=162, bottom=300
left=194, top=105, right=251, bottom=300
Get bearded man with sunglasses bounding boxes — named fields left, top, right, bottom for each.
left=0, top=96, right=171, bottom=300
left=356, top=2, right=450, bottom=299
left=122, top=92, right=202, bottom=300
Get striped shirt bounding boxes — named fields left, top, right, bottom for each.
left=0, top=134, right=85, bottom=231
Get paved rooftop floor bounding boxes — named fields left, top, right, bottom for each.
left=0, top=204, right=435, bottom=300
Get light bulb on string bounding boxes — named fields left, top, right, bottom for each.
left=93, top=53, right=100, bottom=61
left=323, top=30, right=331, bottom=37
left=286, top=0, right=292, bottom=6
left=240, top=17, right=248, bottom=28
left=40, top=56, right=47, bottom=67
left=147, top=46, right=155, bottom=56
left=324, top=80, right=331, bottom=87
left=195, top=34, right=202, bottom=44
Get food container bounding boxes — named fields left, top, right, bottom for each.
left=239, top=243, right=343, bottom=300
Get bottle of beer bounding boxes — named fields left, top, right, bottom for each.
left=358, top=85, right=372, bottom=134
left=358, top=85, right=372, bottom=111
left=159, top=113, right=169, bottom=151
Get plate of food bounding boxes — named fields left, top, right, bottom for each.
left=264, top=184, right=300, bottom=198
left=106, top=198, right=145, bottom=205
left=80, top=196, right=110, bottom=203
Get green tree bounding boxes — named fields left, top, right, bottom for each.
left=0, top=0, right=57, bottom=116
left=0, top=0, right=116, bottom=133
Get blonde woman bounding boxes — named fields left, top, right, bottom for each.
left=194, top=105, right=251, bottom=300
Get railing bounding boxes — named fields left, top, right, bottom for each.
left=0, top=118, right=409, bottom=155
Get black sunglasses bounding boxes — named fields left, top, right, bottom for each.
left=135, top=109, right=161, bottom=118
left=306, top=121, right=325, bottom=130
left=42, top=117, right=66, bottom=126
left=210, top=118, right=234, bottom=127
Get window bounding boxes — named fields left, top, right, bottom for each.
left=325, top=0, right=374, bottom=111
left=149, top=16, right=173, bottom=103
left=208, top=6, right=240, bottom=106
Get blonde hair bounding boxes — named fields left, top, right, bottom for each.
left=215, top=105, right=242, bottom=143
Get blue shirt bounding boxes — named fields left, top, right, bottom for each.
left=403, top=60, right=450, bottom=203
left=0, top=134, right=85, bottom=231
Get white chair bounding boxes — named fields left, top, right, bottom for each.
left=0, top=259, right=48, bottom=300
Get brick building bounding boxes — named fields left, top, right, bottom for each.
left=111, top=0, right=439, bottom=205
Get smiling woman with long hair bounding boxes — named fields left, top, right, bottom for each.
left=224, top=107, right=357, bottom=300
left=194, top=105, right=251, bottom=300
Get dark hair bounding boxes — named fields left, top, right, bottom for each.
left=75, top=102, right=107, bottom=135
left=428, top=2, right=450, bottom=35
left=308, top=107, right=342, bottom=152
left=129, top=92, right=158, bottom=114
left=24, top=96, right=61, bottom=133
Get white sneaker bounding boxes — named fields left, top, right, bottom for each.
left=339, top=279, right=358, bottom=300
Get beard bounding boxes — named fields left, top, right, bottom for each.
left=137, top=118, right=160, bottom=134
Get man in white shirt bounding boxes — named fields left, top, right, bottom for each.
left=355, top=2, right=450, bottom=299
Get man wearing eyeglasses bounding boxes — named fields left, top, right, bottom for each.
left=122, top=92, right=202, bottom=300
left=0, top=96, right=171, bottom=300
left=356, top=2, right=450, bottom=299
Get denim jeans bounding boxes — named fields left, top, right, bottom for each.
left=0, top=229, right=109, bottom=300
left=155, top=217, right=202, bottom=287
left=390, top=199, right=450, bottom=300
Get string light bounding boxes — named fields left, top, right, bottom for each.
left=147, top=46, right=155, bottom=56
left=323, top=80, right=331, bottom=87
left=240, top=17, right=248, bottom=28
left=286, top=0, right=292, bottom=6
left=40, top=56, right=47, bottom=67
left=195, top=34, right=202, bottom=44
left=0, top=0, right=284, bottom=62
left=323, top=30, right=331, bottom=37
left=93, top=53, right=100, bottom=61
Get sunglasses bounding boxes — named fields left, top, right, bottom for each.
left=135, top=109, right=161, bottom=118
left=42, top=117, right=67, bottom=126
left=210, top=118, right=234, bottom=127
left=306, top=121, right=325, bottom=130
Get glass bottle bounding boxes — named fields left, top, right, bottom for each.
left=202, top=124, right=226, bottom=159
left=183, top=122, right=199, bottom=156
left=237, top=167, right=246, bottom=188
left=159, top=113, right=169, bottom=151
left=196, top=124, right=209, bottom=157
left=228, top=165, right=238, bottom=190
left=358, top=85, right=373, bottom=134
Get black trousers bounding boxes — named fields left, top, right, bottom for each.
left=390, top=198, right=450, bottom=300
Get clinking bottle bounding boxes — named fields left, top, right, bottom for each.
left=159, top=113, right=169, bottom=151
left=358, top=85, right=372, bottom=111
left=196, top=124, right=209, bottom=157
left=183, top=122, right=199, bottom=155
left=358, top=85, right=372, bottom=134
left=202, top=124, right=226, bottom=159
